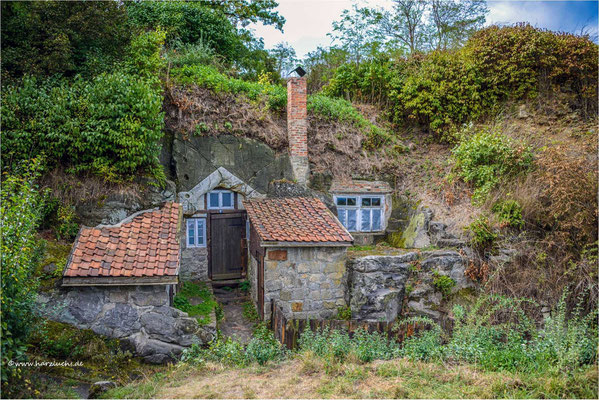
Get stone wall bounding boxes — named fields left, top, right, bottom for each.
left=262, top=247, right=347, bottom=320
left=180, top=246, right=209, bottom=281
left=38, top=285, right=215, bottom=364
left=347, top=250, right=476, bottom=323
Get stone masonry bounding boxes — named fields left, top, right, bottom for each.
left=37, top=285, right=216, bottom=364
left=260, top=247, right=347, bottom=321
left=287, top=77, right=309, bottom=186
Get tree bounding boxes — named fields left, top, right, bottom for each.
left=376, top=0, right=488, bottom=54
left=328, top=5, right=382, bottom=66
left=430, top=0, right=488, bottom=50
left=204, top=0, right=285, bottom=32
left=269, top=42, right=297, bottom=78
left=379, top=0, right=428, bottom=54
left=1, top=1, right=130, bottom=79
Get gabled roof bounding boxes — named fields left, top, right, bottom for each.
left=63, top=202, right=181, bottom=285
left=330, top=179, right=392, bottom=194
left=244, top=197, right=353, bottom=246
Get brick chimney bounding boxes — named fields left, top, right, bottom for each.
left=287, top=77, right=309, bottom=186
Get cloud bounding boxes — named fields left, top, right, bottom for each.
left=249, top=0, right=599, bottom=58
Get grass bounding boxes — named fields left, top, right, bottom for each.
left=170, top=64, right=392, bottom=146
left=173, top=281, right=217, bottom=325
left=102, top=355, right=598, bottom=399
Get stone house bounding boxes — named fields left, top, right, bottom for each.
left=49, top=74, right=403, bottom=362
left=244, top=197, right=353, bottom=320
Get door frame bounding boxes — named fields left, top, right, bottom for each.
left=208, top=210, right=248, bottom=281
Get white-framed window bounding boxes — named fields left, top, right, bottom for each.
left=186, top=218, right=206, bottom=247
left=208, top=189, right=234, bottom=209
left=335, top=195, right=384, bottom=232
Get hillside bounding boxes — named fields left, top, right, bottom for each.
left=1, top=2, right=597, bottom=398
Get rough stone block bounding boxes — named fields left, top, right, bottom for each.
left=268, top=249, right=288, bottom=261
left=291, top=302, right=303, bottom=312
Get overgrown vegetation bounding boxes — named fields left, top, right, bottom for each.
left=173, top=282, right=218, bottom=326
left=451, top=128, right=533, bottom=203
left=402, top=294, right=597, bottom=374
left=1, top=161, right=44, bottom=394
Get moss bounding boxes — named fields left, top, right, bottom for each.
left=399, top=213, right=425, bottom=248
left=37, top=238, right=73, bottom=289
left=173, top=282, right=217, bottom=326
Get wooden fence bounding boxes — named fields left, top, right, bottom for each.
left=270, top=300, right=421, bottom=350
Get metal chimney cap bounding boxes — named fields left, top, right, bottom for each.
left=289, top=66, right=306, bottom=77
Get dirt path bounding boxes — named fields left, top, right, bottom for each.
left=213, top=288, right=254, bottom=344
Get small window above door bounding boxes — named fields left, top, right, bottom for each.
left=208, top=189, right=235, bottom=209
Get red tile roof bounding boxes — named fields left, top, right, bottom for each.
left=330, top=179, right=392, bottom=194
left=64, top=202, right=181, bottom=278
left=244, top=197, right=353, bottom=244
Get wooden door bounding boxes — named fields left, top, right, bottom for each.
left=210, top=212, right=246, bottom=280
left=257, top=256, right=265, bottom=320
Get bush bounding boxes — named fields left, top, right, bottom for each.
left=245, top=324, right=286, bottom=365
left=1, top=161, right=44, bottom=389
left=534, top=292, right=598, bottom=371
left=399, top=317, right=445, bottom=362
left=1, top=30, right=166, bottom=182
left=452, top=129, right=533, bottom=203
left=55, top=204, right=79, bottom=241
left=181, top=324, right=285, bottom=367
left=492, top=199, right=524, bottom=229
left=432, top=272, right=456, bottom=297
left=468, top=216, right=497, bottom=251
left=298, top=327, right=400, bottom=363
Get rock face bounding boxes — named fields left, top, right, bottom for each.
left=400, top=206, right=433, bottom=248
left=173, top=135, right=293, bottom=194
left=407, top=250, right=475, bottom=321
left=347, top=253, right=417, bottom=321
left=346, top=250, right=476, bottom=323
left=76, top=180, right=177, bottom=226
left=37, top=285, right=216, bottom=364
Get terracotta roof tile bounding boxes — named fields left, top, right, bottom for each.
left=329, top=179, right=392, bottom=194
left=243, top=197, right=353, bottom=244
left=64, top=202, right=181, bottom=279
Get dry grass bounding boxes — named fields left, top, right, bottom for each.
left=104, top=356, right=598, bottom=399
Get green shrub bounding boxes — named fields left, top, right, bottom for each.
left=336, top=306, right=352, bottom=320
left=1, top=160, right=44, bottom=389
left=398, top=317, right=445, bottom=362
left=452, top=129, right=533, bottom=203
left=1, top=30, right=166, bottom=182
left=173, top=282, right=217, bottom=325
left=492, top=199, right=524, bottom=229
left=432, top=272, right=456, bottom=297
left=241, top=301, right=259, bottom=324
left=534, top=292, right=597, bottom=371
left=468, top=216, right=497, bottom=251
left=298, top=327, right=400, bottom=363
left=245, top=324, right=286, bottom=365
left=55, top=205, right=79, bottom=241
left=181, top=325, right=285, bottom=367
left=239, top=280, right=250, bottom=293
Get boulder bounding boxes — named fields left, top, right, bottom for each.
left=400, top=206, right=433, bottom=248
left=89, top=381, right=117, bottom=399
left=348, top=253, right=416, bottom=321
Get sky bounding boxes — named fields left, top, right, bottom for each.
left=249, top=0, right=599, bottom=58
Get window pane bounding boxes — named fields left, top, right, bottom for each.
left=361, top=209, right=371, bottom=231
left=337, top=208, right=347, bottom=228
left=362, top=198, right=371, bottom=206
left=347, top=197, right=357, bottom=206
left=336, top=197, right=347, bottom=206
left=347, top=209, right=357, bottom=231
left=197, top=219, right=205, bottom=245
left=187, top=220, right=195, bottom=245
left=222, top=192, right=233, bottom=207
left=372, top=198, right=381, bottom=206
left=209, top=192, right=219, bottom=208
left=372, top=209, right=382, bottom=231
